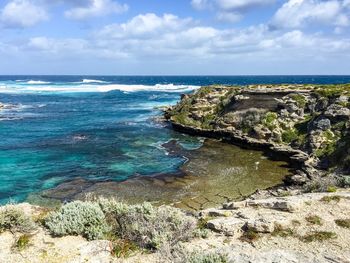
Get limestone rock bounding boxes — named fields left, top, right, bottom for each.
left=245, top=218, right=275, bottom=233
left=246, top=198, right=302, bottom=212
left=206, top=217, right=245, bottom=236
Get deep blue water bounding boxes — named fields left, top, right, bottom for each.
left=0, top=75, right=349, bottom=204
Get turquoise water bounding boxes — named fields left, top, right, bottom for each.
left=1, top=75, right=350, bottom=204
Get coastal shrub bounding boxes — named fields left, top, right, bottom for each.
left=262, top=112, right=278, bottom=131
left=187, top=251, right=229, bottom=263
left=271, top=224, right=294, bottom=237
left=305, top=215, right=323, bottom=225
left=238, top=110, right=263, bottom=134
left=99, top=200, right=196, bottom=250
left=335, top=219, right=350, bottom=229
left=303, top=176, right=340, bottom=193
left=110, top=239, right=138, bottom=258
left=14, top=234, right=31, bottom=251
left=0, top=206, right=36, bottom=233
left=301, top=231, right=337, bottom=242
left=281, top=128, right=299, bottom=144
left=159, top=244, right=228, bottom=263
left=290, top=94, right=307, bottom=108
left=239, top=228, right=260, bottom=243
left=45, top=201, right=108, bottom=240
left=320, top=195, right=342, bottom=203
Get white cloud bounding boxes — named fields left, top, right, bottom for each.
left=216, top=0, right=274, bottom=11
left=0, top=12, right=348, bottom=74
left=271, top=0, right=350, bottom=29
left=191, top=0, right=275, bottom=22
left=97, top=13, right=192, bottom=38
left=217, top=11, right=242, bottom=22
left=64, top=0, right=128, bottom=20
left=0, top=0, right=48, bottom=28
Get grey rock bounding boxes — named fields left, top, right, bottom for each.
left=245, top=218, right=275, bottom=233
left=246, top=198, right=302, bottom=212
left=310, top=117, right=331, bottom=131
left=325, top=104, right=350, bottom=119
left=206, top=217, right=245, bottom=236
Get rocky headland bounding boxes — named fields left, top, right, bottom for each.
left=165, top=84, right=350, bottom=191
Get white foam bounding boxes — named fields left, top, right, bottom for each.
left=81, top=79, right=108, bottom=84
left=0, top=83, right=200, bottom=94
left=27, top=80, right=51, bottom=84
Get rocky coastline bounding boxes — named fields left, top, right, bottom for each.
left=1, top=84, right=350, bottom=262
left=165, top=84, right=350, bottom=192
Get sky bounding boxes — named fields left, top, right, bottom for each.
left=0, top=0, right=350, bottom=75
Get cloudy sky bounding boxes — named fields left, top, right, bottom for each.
left=0, top=0, right=349, bottom=75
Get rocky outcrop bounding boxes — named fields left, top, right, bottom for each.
left=2, top=191, right=350, bottom=263
left=165, top=84, right=350, bottom=183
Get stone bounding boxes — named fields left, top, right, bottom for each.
left=312, top=117, right=331, bottom=131
left=246, top=198, right=302, bottom=212
left=245, top=218, right=275, bottom=233
left=206, top=217, right=245, bottom=236
left=325, top=104, right=350, bottom=120
left=222, top=201, right=247, bottom=210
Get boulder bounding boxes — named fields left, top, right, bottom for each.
left=245, top=218, right=275, bottom=233
left=324, top=104, right=350, bottom=120
left=246, top=198, right=302, bottom=212
left=310, top=117, right=331, bottom=131
left=206, top=217, right=245, bottom=236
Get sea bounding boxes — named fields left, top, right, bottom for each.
left=1, top=75, right=350, bottom=204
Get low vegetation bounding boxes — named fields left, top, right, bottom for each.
left=335, top=219, right=350, bottom=229
left=0, top=206, right=36, bottom=234
left=305, top=215, right=323, bottom=225
left=301, top=231, right=337, bottom=242
left=99, top=199, right=196, bottom=250
left=14, top=234, right=31, bottom=251
left=271, top=224, right=294, bottom=237
left=239, top=228, right=260, bottom=243
left=44, top=201, right=109, bottom=240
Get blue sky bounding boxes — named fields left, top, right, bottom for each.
left=0, top=0, right=350, bottom=75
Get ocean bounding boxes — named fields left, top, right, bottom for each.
left=1, top=75, right=350, bottom=204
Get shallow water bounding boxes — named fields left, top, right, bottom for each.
left=1, top=75, right=349, bottom=205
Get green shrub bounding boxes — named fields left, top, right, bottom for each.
left=187, top=251, right=228, bottom=263
left=305, top=215, right=323, bottom=225
left=301, top=231, right=337, bottom=242
left=282, top=129, right=299, bottom=144
left=239, top=228, right=260, bottom=243
left=111, top=239, right=138, bottom=258
left=262, top=112, right=278, bottom=131
left=271, top=224, right=294, bottom=237
left=99, top=200, right=196, bottom=250
left=0, top=206, right=36, bottom=233
left=335, top=219, right=350, bottom=229
left=290, top=94, right=307, bottom=108
left=320, top=195, right=342, bottom=203
left=15, top=234, right=31, bottom=251
left=45, top=201, right=108, bottom=240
